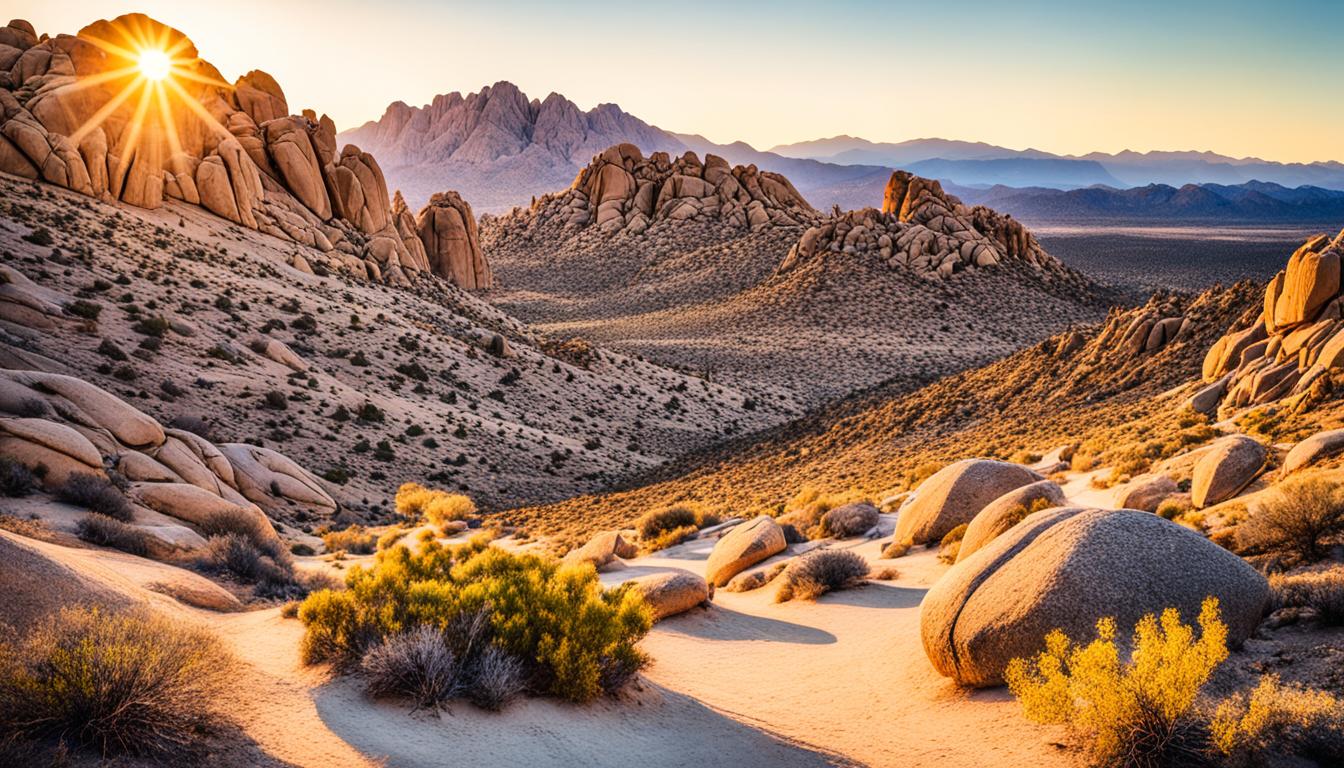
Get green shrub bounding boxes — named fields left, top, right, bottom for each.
left=775, top=549, right=869, bottom=602
left=297, top=537, right=651, bottom=702
left=0, top=607, right=232, bottom=757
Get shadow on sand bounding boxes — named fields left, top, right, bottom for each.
left=313, top=676, right=857, bottom=768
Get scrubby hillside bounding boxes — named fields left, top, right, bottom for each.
left=485, top=149, right=1116, bottom=406
left=0, top=175, right=785, bottom=513
left=503, top=277, right=1262, bottom=545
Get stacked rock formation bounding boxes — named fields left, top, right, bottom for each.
left=777, top=171, right=1069, bottom=281
left=0, top=14, right=487, bottom=288
left=0, top=369, right=337, bottom=555
left=415, top=191, right=492, bottom=289
left=515, top=143, right=819, bottom=237
left=1198, top=229, right=1344, bottom=415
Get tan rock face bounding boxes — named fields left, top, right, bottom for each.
left=1199, top=229, right=1344, bottom=414
left=416, top=191, right=492, bottom=288
left=0, top=14, right=460, bottom=287
left=562, top=530, right=638, bottom=571
left=921, top=508, right=1270, bottom=687
left=627, top=570, right=711, bottom=621
left=1283, top=428, right=1344, bottom=474
left=956, top=479, right=1066, bottom=562
left=1191, top=435, right=1266, bottom=508
left=705, top=516, right=786, bottom=587
left=894, top=459, right=1043, bottom=546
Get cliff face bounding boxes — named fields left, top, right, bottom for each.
left=0, top=14, right=491, bottom=288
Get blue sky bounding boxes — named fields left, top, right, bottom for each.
left=14, top=0, right=1343, bottom=161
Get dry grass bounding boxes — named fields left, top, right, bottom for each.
left=775, top=549, right=869, bottom=602
left=0, top=606, right=233, bottom=758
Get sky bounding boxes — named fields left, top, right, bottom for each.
left=13, top=0, right=1344, bottom=163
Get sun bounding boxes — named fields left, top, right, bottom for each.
left=137, top=48, right=171, bottom=81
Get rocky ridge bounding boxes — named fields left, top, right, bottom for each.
left=0, top=14, right=487, bottom=289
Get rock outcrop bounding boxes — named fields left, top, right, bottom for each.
left=416, top=191, right=491, bottom=288
left=562, top=530, right=638, bottom=572
left=627, top=570, right=711, bottom=621
left=1283, top=428, right=1344, bottom=474
left=0, top=14, right=484, bottom=286
left=894, top=459, right=1043, bottom=546
left=705, top=516, right=787, bottom=587
left=1201, top=230, right=1344, bottom=414
left=776, top=171, right=1075, bottom=282
left=1190, top=435, right=1266, bottom=508
left=921, top=507, right=1270, bottom=687
left=503, top=143, right=819, bottom=238
left=0, top=368, right=337, bottom=553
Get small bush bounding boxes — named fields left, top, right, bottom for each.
left=1269, top=569, right=1344, bottom=625
left=1236, top=477, right=1344, bottom=563
left=641, top=524, right=700, bottom=553
left=1210, top=675, right=1344, bottom=765
left=323, top=524, right=377, bottom=555
left=775, top=549, right=869, bottom=602
left=298, top=539, right=651, bottom=702
left=1006, top=597, right=1228, bottom=768
left=1156, top=497, right=1193, bottom=521
left=0, top=458, right=36, bottom=497
left=394, top=482, right=476, bottom=527
left=195, top=531, right=294, bottom=591
left=0, top=607, right=231, bottom=757
left=777, top=487, right=863, bottom=539
left=76, top=514, right=150, bottom=556
left=635, top=503, right=718, bottom=542
left=55, top=473, right=131, bottom=521
left=465, top=645, right=527, bottom=711
left=361, top=626, right=461, bottom=708
left=938, top=523, right=968, bottom=564
left=881, top=539, right=911, bottom=559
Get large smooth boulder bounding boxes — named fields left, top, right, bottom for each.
left=219, top=443, right=336, bottom=513
left=0, top=417, right=104, bottom=484
left=1191, top=435, right=1266, bottom=508
left=921, top=508, right=1270, bottom=687
left=1283, top=429, right=1344, bottom=475
left=957, top=479, right=1065, bottom=562
left=1113, top=473, right=1179, bottom=513
left=130, top=482, right=272, bottom=534
left=895, top=459, right=1043, bottom=546
left=416, top=191, right=491, bottom=289
left=705, top=516, right=787, bottom=587
left=562, top=530, right=638, bottom=571
left=627, top=570, right=711, bottom=621
left=0, top=370, right=163, bottom=448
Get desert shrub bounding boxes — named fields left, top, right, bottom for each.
left=1209, top=675, right=1344, bottom=765
left=869, top=566, right=900, bottom=580
left=1269, top=569, right=1344, bottom=625
left=881, top=539, right=911, bottom=559
left=775, top=549, right=869, bottom=602
left=76, top=514, right=150, bottom=556
left=197, top=507, right=272, bottom=543
left=323, top=524, right=377, bottom=554
left=778, top=487, right=864, bottom=539
left=1236, top=477, right=1344, bottom=563
left=636, top=503, right=718, bottom=540
left=298, top=538, right=651, bottom=703
left=395, top=482, right=476, bottom=527
left=938, top=523, right=968, bottom=563
left=1006, top=597, right=1228, bottom=768
left=0, top=458, right=36, bottom=497
left=377, top=527, right=406, bottom=550
left=465, top=645, right=527, bottom=711
left=0, top=606, right=231, bottom=757
left=1157, top=497, right=1193, bottom=521
left=55, top=473, right=131, bottom=521
left=361, top=625, right=461, bottom=708
left=640, top=524, right=700, bottom=553
left=725, top=560, right=789, bottom=593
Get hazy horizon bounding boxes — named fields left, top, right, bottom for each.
left=12, top=0, right=1344, bottom=165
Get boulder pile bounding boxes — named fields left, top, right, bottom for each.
left=0, top=368, right=337, bottom=555
left=0, top=14, right=489, bottom=288
left=1200, top=229, right=1344, bottom=414
left=504, top=143, right=819, bottom=237
left=776, top=171, right=1072, bottom=281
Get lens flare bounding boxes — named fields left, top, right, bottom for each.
left=137, top=49, right=171, bottom=81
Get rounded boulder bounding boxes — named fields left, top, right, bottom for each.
left=1191, top=435, right=1266, bottom=508
left=705, top=516, right=786, bottom=587
left=957, top=479, right=1066, bottom=562
left=920, top=507, right=1270, bottom=687
left=895, top=459, right=1042, bottom=546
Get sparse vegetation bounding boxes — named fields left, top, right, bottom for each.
left=0, top=606, right=233, bottom=758
left=775, top=549, right=869, bottom=602
left=0, top=457, right=37, bottom=497
left=55, top=473, right=131, bottom=521
left=1210, top=676, right=1344, bottom=766
left=298, top=535, right=651, bottom=703
left=1236, top=476, right=1344, bottom=564
left=76, top=514, right=151, bottom=556
left=1269, top=568, right=1344, bottom=625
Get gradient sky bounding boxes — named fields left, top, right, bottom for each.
left=14, top=0, right=1344, bottom=163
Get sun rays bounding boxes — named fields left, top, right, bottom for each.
left=65, top=16, right=238, bottom=183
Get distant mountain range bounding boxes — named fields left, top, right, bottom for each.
left=947, top=180, right=1344, bottom=225
left=769, top=136, right=1344, bottom=191
left=342, top=83, right=1344, bottom=224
